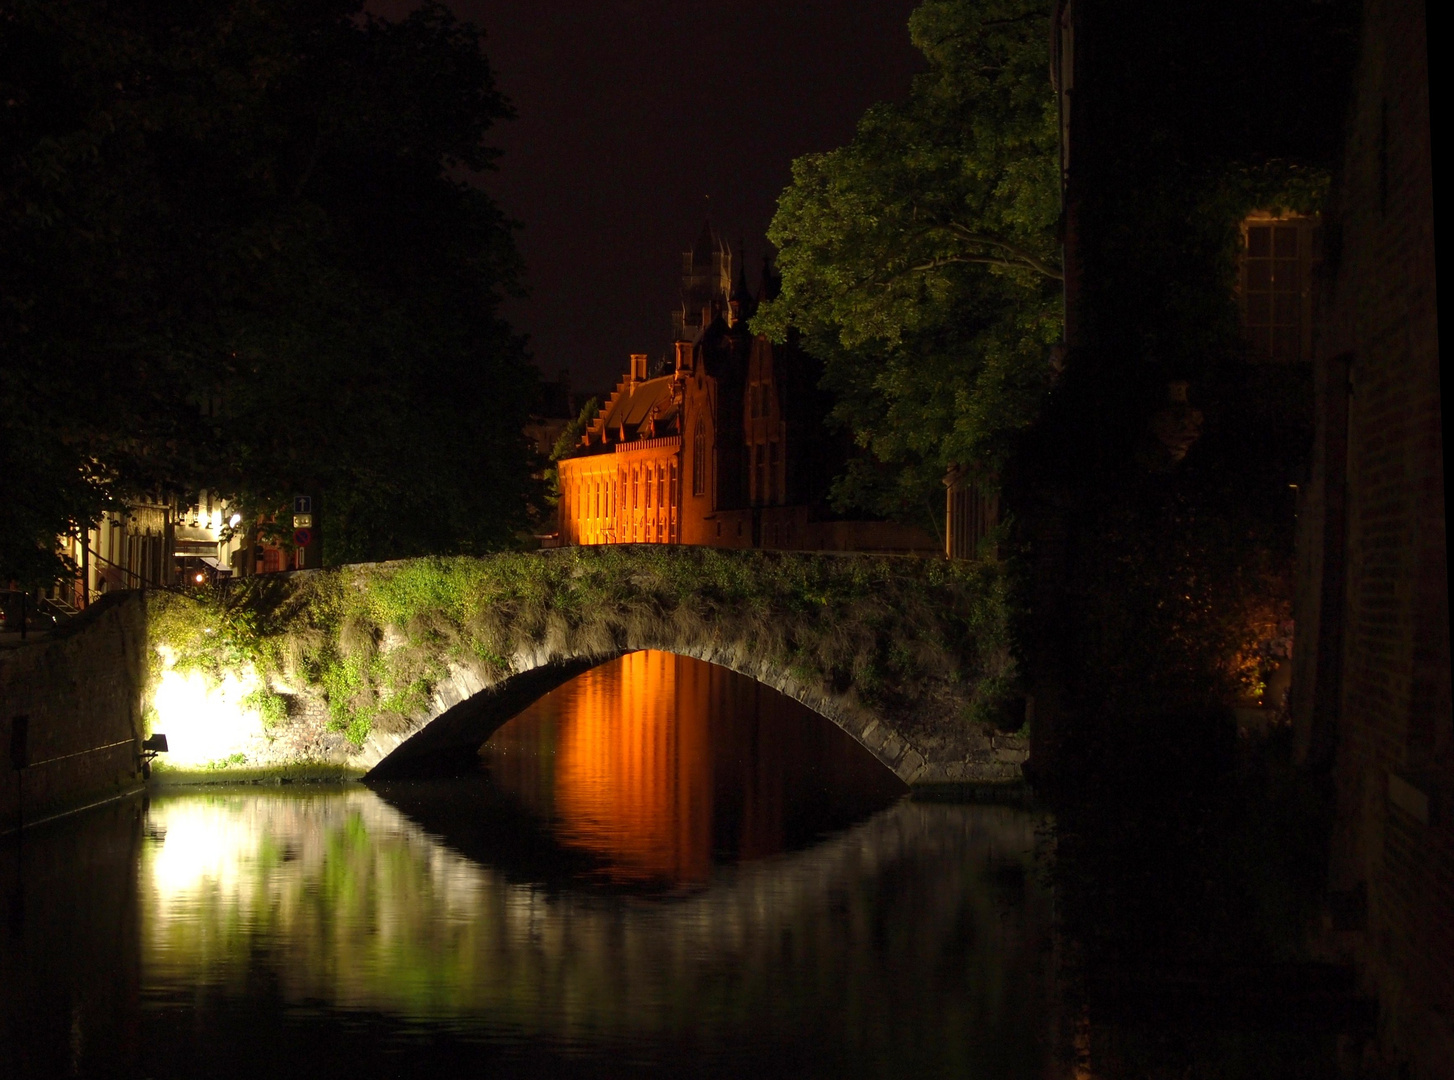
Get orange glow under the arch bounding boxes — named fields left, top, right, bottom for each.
left=483, top=650, right=905, bottom=888
left=552, top=650, right=712, bottom=884
left=485, top=651, right=710, bottom=884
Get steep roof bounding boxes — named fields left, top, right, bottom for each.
left=600, top=375, right=676, bottom=437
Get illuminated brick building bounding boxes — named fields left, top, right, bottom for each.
left=557, top=224, right=936, bottom=553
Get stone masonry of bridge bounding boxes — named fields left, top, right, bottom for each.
left=141, top=547, right=1027, bottom=786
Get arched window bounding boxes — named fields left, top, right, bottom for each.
left=692, top=421, right=707, bottom=496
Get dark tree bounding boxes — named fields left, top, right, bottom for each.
left=1, top=0, right=537, bottom=582
left=754, top=0, right=1061, bottom=522
left=1015, top=0, right=1359, bottom=725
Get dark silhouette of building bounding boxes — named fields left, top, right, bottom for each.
left=1291, top=2, right=1448, bottom=1074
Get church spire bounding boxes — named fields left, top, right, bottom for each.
left=730, top=239, right=756, bottom=324
left=677, top=219, right=732, bottom=338
left=692, top=218, right=717, bottom=262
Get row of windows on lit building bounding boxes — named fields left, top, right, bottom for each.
left=562, top=457, right=682, bottom=546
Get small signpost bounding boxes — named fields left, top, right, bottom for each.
left=291, top=495, right=321, bottom=569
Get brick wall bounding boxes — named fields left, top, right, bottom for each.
left=0, top=592, right=147, bottom=831
left=1293, top=0, right=1450, bottom=1074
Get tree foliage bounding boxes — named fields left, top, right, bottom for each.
left=0, top=0, right=537, bottom=583
left=754, top=0, right=1060, bottom=519
left=549, top=398, right=599, bottom=465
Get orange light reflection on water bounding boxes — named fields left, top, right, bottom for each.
left=553, top=650, right=712, bottom=884
left=483, top=650, right=904, bottom=887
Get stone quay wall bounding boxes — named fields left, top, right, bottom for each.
left=0, top=592, right=147, bottom=832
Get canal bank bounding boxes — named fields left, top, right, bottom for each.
left=1, top=592, right=147, bottom=833
left=2, top=645, right=1054, bottom=1079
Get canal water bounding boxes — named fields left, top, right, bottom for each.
left=0, top=651, right=1059, bottom=1079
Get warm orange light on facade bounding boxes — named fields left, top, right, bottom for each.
left=555, top=367, right=700, bottom=548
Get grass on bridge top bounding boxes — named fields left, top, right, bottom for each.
left=146, top=546, right=1018, bottom=753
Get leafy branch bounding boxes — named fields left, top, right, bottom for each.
left=940, top=224, right=1062, bottom=279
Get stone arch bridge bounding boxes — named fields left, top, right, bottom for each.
left=146, top=547, right=1028, bottom=787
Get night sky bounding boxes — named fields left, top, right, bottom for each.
left=375, top=0, right=925, bottom=394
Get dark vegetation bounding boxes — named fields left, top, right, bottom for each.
left=1015, top=0, right=1358, bottom=726
left=761, top=0, right=1356, bottom=720
left=1017, top=4, right=1365, bottom=1076
left=1050, top=727, right=1365, bottom=1079
left=0, top=0, right=537, bottom=585
left=764, top=3, right=1364, bottom=1074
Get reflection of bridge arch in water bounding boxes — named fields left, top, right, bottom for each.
left=139, top=788, right=1053, bottom=1069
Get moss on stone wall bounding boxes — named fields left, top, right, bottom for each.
left=146, top=547, right=1017, bottom=760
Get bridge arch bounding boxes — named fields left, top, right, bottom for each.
left=359, top=641, right=922, bottom=782
left=145, top=549, right=1027, bottom=787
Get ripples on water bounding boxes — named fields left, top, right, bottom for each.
left=1, top=651, right=1056, bottom=1079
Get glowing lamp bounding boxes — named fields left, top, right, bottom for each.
left=149, top=659, right=265, bottom=768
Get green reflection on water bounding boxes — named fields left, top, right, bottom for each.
left=139, top=788, right=1053, bottom=1075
